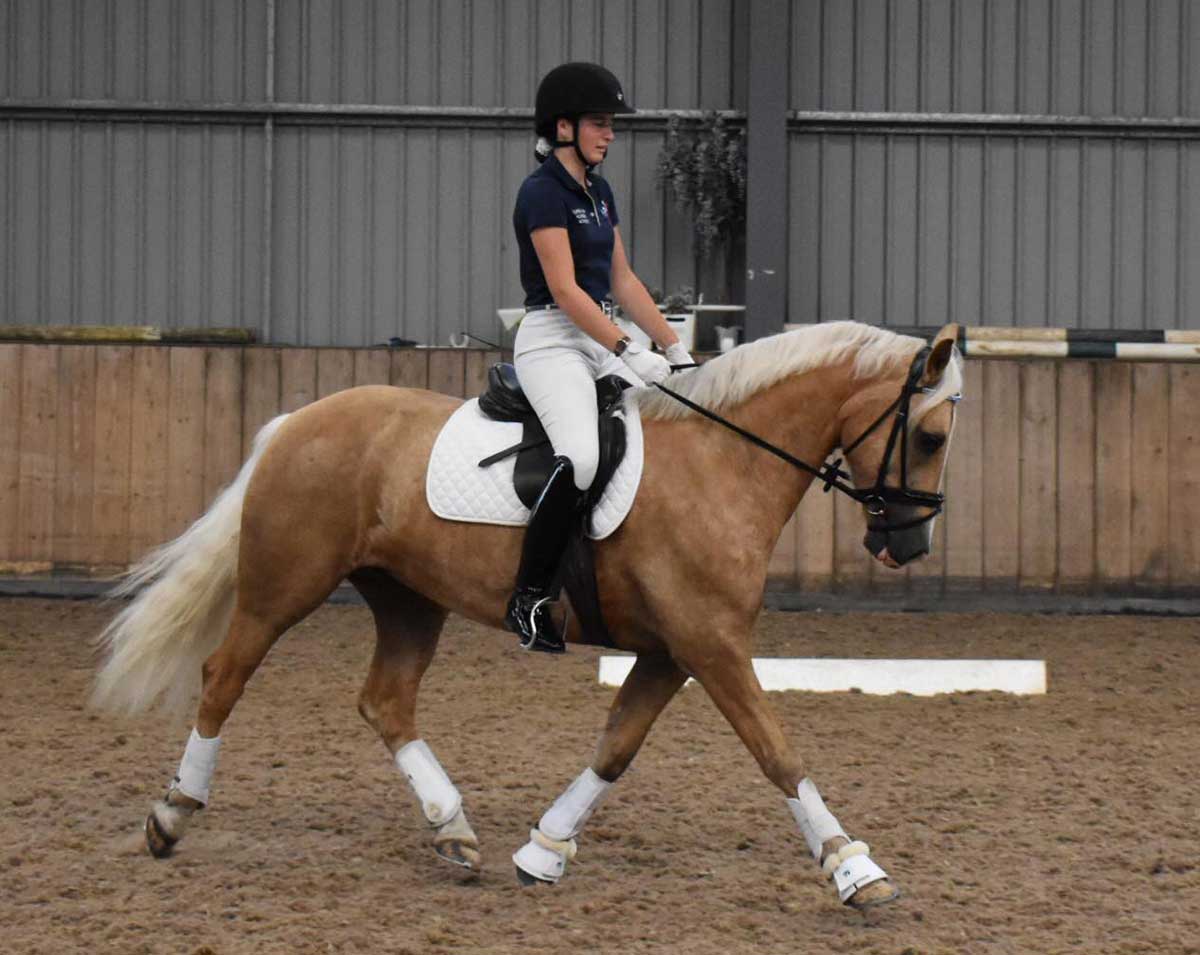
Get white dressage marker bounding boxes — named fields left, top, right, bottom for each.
left=598, top=657, right=1047, bottom=696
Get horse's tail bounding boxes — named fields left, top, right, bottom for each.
left=92, top=413, right=291, bottom=715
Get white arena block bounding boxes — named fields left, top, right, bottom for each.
left=597, top=657, right=1047, bottom=696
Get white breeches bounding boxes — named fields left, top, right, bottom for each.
left=513, top=309, right=641, bottom=492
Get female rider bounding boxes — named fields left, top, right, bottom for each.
left=506, top=62, right=693, bottom=653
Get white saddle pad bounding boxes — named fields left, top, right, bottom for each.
left=425, top=396, right=644, bottom=540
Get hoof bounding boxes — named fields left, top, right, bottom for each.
left=145, top=811, right=177, bottom=859
left=515, top=864, right=555, bottom=887
left=435, top=838, right=482, bottom=875
left=846, top=879, right=901, bottom=910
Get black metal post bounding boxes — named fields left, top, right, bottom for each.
left=744, top=0, right=789, bottom=340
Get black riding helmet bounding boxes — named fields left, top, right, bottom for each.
left=534, top=62, right=635, bottom=168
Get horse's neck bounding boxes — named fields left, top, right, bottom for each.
left=719, top=362, right=851, bottom=528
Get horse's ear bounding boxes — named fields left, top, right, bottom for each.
left=920, top=323, right=959, bottom=386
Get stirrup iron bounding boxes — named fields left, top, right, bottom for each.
left=519, top=595, right=551, bottom=650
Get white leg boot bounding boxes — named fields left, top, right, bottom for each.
left=146, top=729, right=221, bottom=857
left=513, top=767, right=611, bottom=884
left=395, top=740, right=481, bottom=872
left=787, top=777, right=897, bottom=907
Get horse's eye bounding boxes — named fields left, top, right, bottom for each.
left=916, top=430, right=946, bottom=454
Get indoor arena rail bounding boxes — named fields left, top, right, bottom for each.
left=878, top=326, right=1200, bottom=362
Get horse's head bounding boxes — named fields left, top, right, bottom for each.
left=838, top=323, right=963, bottom=568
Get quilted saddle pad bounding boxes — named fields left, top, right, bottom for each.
left=425, top=396, right=644, bottom=540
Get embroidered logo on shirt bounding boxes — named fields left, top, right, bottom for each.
left=571, top=208, right=591, bottom=225
left=599, top=199, right=609, bottom=221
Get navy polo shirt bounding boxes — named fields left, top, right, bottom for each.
left=513, top=154, right=619, bottom=308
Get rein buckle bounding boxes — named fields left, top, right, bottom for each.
left=819, top=458, right=846, bottom=494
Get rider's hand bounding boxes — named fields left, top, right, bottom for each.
left=620, top=341, right=672, bottom=385
left=664, top=342, right=695, bottom=367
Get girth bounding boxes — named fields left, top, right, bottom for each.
left=476, top=363, right=630, bottom=519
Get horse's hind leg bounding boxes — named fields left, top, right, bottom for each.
left=145, top=544, right=348, bottom=858
left=350, top=569, right=481, bottom=876
left=145, top=608, right=292, bottom=857
left=513, top=652, right=687, bottom=885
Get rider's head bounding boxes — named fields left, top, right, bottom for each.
left=534, top=62, right=635, bottom=169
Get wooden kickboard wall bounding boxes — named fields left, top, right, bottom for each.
left=0, top=343, right=1195, bottom=595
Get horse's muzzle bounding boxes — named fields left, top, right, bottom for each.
left=863, top=507, right=933, bottom=567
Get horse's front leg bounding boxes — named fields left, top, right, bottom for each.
left=513, top=652, right=687, bottom=885
left=681, top=640, right=900, bottom=910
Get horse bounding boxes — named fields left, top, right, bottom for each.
left=93, top=319, right=963, bottom=910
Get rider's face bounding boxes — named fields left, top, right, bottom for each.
left=560, top=114, right=615, bottom=164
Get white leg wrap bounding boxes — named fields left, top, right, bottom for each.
left=395, top=739, right=462, bottom=827
left=538, top=767, right=612, bottom=841
left=831, top=851, right=890, bottom=903
left=174, top=729, right=221, bottom=806
left=787, top=778, right=847, bottom=861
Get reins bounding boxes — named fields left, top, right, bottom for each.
left=653, top=377, right=867, bottom=501
left=657, top=348, right=956, bottom=533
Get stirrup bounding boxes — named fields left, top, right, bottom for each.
left=507, top=593, right=567, bottom=654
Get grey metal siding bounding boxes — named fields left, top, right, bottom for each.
left=269, top=0, right=734, bottom=108
left=786, top=0, right=1200, bottom=330
left=7, top=1, right=1200, bottom=342
left=787, top=131, right=1200, bottom=330
left=266, top=124, right=694, bottom=346
left=2, top=0, right=268, bottom=102
left=1, top=0, right=735, bottom=345
left=790, top=0, right=1200, bottom=117
left=1, top=120, right=265, bottom=329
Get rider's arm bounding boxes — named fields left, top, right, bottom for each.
left=609, top=228, right=680, bottom=350
left=531, top=226, right=626, bottom=352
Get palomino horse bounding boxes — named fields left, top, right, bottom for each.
left=94, top=320, right=963, bottom=909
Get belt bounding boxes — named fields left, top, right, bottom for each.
left=525, top=301, right=616, bottom=318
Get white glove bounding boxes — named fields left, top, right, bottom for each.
left=620, top=340, right=672, bottom=385
left=664, top=342, right=695, bottom=367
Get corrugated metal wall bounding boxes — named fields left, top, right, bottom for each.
left=787, top=0, right=1200, bottom=329
left=271, top=0, right=736, bottom=109
left=0, top=0, right=739, bottom=345
left=790, top=0, right=1200, bottom=116
left=6, top=1, right=1200, bottom=341
left=267, top=125, right=710, bottom=346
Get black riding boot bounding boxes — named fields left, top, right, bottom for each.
left=505, top=456, right=583, bottom=653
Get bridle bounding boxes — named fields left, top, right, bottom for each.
left=655, top=346, right=962, bottom=535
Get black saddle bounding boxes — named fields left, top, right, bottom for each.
left=477, top=363, right=630, bottom=522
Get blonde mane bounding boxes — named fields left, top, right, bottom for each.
left=632, top=320, right=962, bottom=427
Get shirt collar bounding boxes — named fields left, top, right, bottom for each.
left=543, top=153, right=592, bottom=195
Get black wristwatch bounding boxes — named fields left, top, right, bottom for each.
left=613, top=335, right=632, bottom=357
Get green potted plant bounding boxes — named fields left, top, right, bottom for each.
left=656, top=112, right=747, bottom=301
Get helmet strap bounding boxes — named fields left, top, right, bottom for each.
left=574, top=141, right=596, bottom=172
left=540, top=117, right=597, bottom=173
left=566, top=117, right=599, bottom=171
